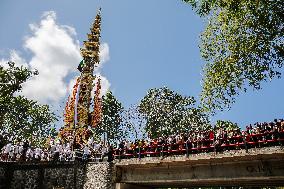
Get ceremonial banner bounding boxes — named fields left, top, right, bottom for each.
left=74, top=80, right=81, bottom=126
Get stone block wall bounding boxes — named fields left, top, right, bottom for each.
left=10, top=169, right=38, bottom=189
left=0, top=162, right=94, bottom=189
left=0, top=166, right=6, bottom=188
left=83, top=162, right=114, bottom=189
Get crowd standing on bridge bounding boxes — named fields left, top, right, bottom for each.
left=114, top=118, right=284, bottom=159
left=0, top=135, right=112, bottom=162
left=1, top=119, right=284, bottom=162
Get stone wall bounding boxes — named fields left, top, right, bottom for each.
left=0, top=165, right=8, bottom=189
left=84, top=162, right=114, bottom=189
left=0, top=161, right=114, bottom=189
left=0, top=162, right=82, bottom=189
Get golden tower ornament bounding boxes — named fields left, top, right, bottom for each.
left=77, top=8, right=102, bottom=127
left=60, top=9, right=103, bottom=146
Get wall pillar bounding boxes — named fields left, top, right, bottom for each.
left=116, top=183, right=153, bottom=189
left=84, top=162, right=115, bottom=189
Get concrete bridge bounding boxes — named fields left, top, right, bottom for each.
left=0, top=147, right=284, bottom=189
left=114, top=147, right=284, bottom=189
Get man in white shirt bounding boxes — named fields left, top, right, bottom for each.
left=14, top=142, right=20, bottom=160
left=26, top=148, right=34, bottom=161
left=82, top=145, right=90, bottom=161
left=9, top=144, right=15, bottom=161
left=3, top=142, right=12, bottom=161
left=64, top=143, right=72, bottom=161
left=34, top=147, right=41, bottom=161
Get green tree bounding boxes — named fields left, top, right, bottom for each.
left=0, top=62, right=57, bottom=147
left=139, top=87, right=210, bottom=139
left=98, top=91, right=124, bottom=144
left=183, top=0, right=284, bottom=113
left=121, top=105, right=147, bottom=140
left=215, top=120, right=239, bottom=131
left=0, top=62, right=35, bottom=126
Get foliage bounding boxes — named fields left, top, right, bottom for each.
left=0, top=62, right=57, bottom=147
left=0, top=62, right=35, bottom=122
left=96, top=91, right=124, bottom=144
left=183, top=0, right=217, bottom=16
left=214, top=120, right=239, bottom=131
left=183, top=0, right=284, bottom=113
left=2, top=96, right=57, bottom=147
left=138, top=87, right=210, bottom=139
left=121, top=105, right=147, bottom=140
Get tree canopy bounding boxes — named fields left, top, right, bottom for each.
left=0, top=62, right=57, bottom=147
left=214, top=120, right=239, bottom=131
left=121, top=105, right=147, bottom=140
left=0, top=62, right=35, bottom=124
left=183, top=0, right=284, bottom=112
left=96, top=91, right=124, bottom=144
left=139, top=87, right=210, bottom=139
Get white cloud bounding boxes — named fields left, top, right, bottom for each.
left=1, top=10, right=111, bottom=108
left=21, top=11, right=81, bottom=104
left=100, top=75, right=111, bottom=96
left=0, top=50, right=28, bottom=68
left=9, top=50, right=28, bottom=67
left=99, top=43, right=110, bottom=64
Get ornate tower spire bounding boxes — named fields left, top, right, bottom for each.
left=60, top=9, right=103, bottom=146
left=77, top=9, right=102, bottom=128
left=80, top=8, right=101, bottom=64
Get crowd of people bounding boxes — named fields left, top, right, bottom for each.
left=1, top=119, right=284, bottom=162
left=0, top=136, right=111, bottom=162
left=114, top=119, right=284, bottom=159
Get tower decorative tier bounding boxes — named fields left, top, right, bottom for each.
left=59, top=9, right=102, bottom=147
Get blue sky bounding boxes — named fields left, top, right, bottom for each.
left=0, top=0, right=283, bottom=128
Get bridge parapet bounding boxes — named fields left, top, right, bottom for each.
left=114, top=146, right=284, bottom=188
